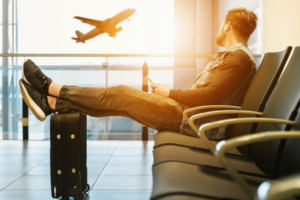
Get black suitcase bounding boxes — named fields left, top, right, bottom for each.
left=50, top=112, right=90, bottom=200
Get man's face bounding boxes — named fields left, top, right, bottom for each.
left=216, top=20, right=227, bottom=47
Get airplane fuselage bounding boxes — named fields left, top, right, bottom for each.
left=83, top=28, right=102, bottom=41
left=110, top=9, right=136, bottom=26
left=73, top=9, right=135, bottom=42
left=97, top=9, right=135, bottom=35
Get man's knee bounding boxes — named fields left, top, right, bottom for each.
left=115, top=85, right=129, bottom=90
left=113, top=85, right=134, bottom=94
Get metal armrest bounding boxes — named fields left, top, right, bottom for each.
left=199, top=117, right=293, bottom=153
left=215, top=131, right=300, bottom=199
left=189, top=110, right=262, bottom=141
left=256, top=173, right=300, bottom=200
left=183, top=105, right=241, bottom=122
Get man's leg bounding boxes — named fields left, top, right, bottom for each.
left=20, top=58, right=184, bottom=131
left=51, top=84, right=185, bottom=132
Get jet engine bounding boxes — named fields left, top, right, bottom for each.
left=109, top=26, right=123, bottom=38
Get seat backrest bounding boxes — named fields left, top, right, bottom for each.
left=233, top=46, right=292, bottom=140
left=279, top=108, right=300, bottom=177
left=248, top=47, right=300, bottom=176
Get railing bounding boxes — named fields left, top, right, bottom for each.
left=1, top=53, right=261, bottom=141
left=1, top=53, right=236, bottom=57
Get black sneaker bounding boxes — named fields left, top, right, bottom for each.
left=22, top=59, right=52, bottom=94
left=19, top=79, right=53, bottom=121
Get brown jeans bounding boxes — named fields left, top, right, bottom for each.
left=55, top=85, right=184, bottom=132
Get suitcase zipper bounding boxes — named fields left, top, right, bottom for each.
left=54, top=186, right=57, bottom=197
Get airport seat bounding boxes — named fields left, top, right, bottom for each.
left=152, top=47, right=300, bottom=174
left=152, top=97, right=300, bottom=199
left=153, top=47, right=292, bottom=153
left=150, top=48, right=300, bottom=199
left=151, top=131, right=300, bottom=200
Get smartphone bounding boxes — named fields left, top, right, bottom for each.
left=146, top=75, right=154, bottom=85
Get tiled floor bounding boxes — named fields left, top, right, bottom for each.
left=0, top=140, right=153, bottom=200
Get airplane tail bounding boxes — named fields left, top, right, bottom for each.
left=71, top=31, right=85, bottom=43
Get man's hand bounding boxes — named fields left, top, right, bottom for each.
left=151, top=84, right=170, bottom=98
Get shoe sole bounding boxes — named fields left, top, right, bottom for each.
left=19, top=80, right=46, bottom=121
left=22, top=59, right=32, bottom=86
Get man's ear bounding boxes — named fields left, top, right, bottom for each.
left=224, top=21, right=231, bottom=32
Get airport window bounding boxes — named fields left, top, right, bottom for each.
left=0, top=0, right=174, bottom=140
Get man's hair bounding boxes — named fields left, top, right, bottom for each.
left=225, top=8, right=258, bottom=40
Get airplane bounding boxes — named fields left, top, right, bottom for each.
left=72, top=8, right=136, bottom=43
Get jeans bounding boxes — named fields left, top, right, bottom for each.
left=55, top=85, right=185, bottom=132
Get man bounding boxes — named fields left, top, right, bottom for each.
left=19, top=8, right=258, bottom=139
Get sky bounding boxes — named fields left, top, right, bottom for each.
left=0, top=0, right=175, bottom=87
left=15, top=0, right=174, bottom=66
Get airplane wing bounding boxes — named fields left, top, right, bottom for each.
left=74, top=16, right=102, bottom=26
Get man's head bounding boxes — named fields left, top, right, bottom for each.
left=216, top=8, right=258, bottom=48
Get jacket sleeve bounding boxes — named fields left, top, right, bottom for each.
left=169, top=49, right=254, bottom=107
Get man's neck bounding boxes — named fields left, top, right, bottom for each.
left=224, top=36, right=247, bottom=50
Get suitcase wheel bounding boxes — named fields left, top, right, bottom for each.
left=74, top=193, right=84, bottom=200
left=83, top=184, right=90, bottom=193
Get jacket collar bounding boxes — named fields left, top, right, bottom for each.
left=217, top=42, right=248, bottom=57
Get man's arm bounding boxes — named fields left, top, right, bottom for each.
left=168, top=49, right=254, bottom=107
